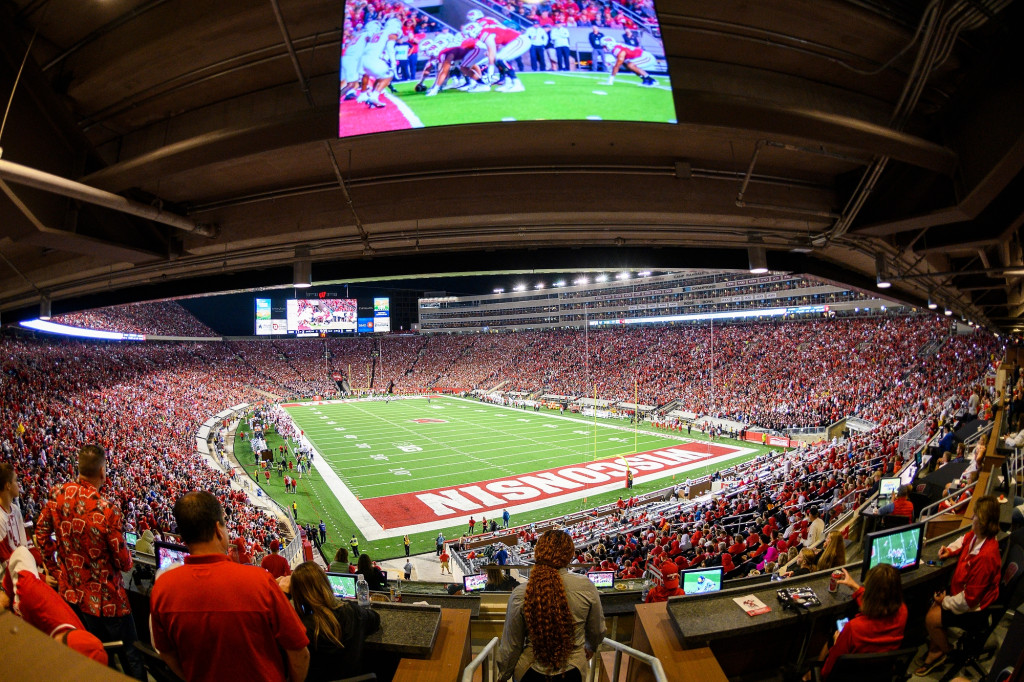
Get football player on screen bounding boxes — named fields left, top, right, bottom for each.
left=358, top=16, right=403, bottom=108
left=341, top=20, right=381, bottom=102
left=474, top=21, right=530, bottom=92
left=600, top=37, right=657, bottom=87
left=426, top=27, right=489, bottom=95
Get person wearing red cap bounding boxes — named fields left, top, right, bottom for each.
left=261, top=539, right=292, bottom=579
left=645, top=562, right=685, bottom=603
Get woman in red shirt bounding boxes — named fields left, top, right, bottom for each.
left=810, top=563, right=907, bottom=680
left=916, top=495, right=1002, bottom=675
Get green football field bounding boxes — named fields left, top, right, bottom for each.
left=402, top=71, right=675, bottom=126
left=339, top=71, right=676, bottom=137
left=236, top=396, right=768, bottom=561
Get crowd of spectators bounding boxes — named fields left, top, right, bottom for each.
left=50, top=301, right=218, bottom=337
left=0, top=338, right=282, bottom=560
left=453, top=323, right=996, bottom=587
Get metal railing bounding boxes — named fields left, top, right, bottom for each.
left=919, top=479, right=980, bottom=535
left=587, top=638, right=669, bottom=682
left=462, top=637, right=499, bottom=682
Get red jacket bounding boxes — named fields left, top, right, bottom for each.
left=950, top=532, right=1002, bottom=611
left=821, top=587, right=907, bottom=678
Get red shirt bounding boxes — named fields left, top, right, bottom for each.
left=34, top=477, right=133, bottom=617
left=151, top=554, right=309, bottom=682
left=821, top=586, right=907, bottom=678
left=260, top=552, right=291, bottom=579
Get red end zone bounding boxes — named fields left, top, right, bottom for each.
left=361, top=441, right=743, bottom=528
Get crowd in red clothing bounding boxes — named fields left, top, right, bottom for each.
left=51, top=301, right=218, bottom=337
left=453, top=324, right=996, bottom=585
left=0, top=338, right=280, bottom=558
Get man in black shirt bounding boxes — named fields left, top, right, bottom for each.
left=588, top=26, right=606, bottom=71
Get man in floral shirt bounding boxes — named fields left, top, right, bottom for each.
left=34, top=444, right=145, bottom=680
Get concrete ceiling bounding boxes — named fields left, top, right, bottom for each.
left=0, top=0, right=1021, bottom=330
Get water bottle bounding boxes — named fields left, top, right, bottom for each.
left=356, top=573, right=370, bottom=607
left=395, top=577, right=402, bottom=603
left=641, top=578, right=651, bottom=601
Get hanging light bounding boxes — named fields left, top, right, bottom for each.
left=747, top=246, right=768, bottom=274
left=293, top=246, right=312, bottom=288
left=39, top=294, right=52, bottom=320
left=875, top=254, right=891, bottom=289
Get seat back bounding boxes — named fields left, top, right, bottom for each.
left=1001, top=528, right=1024, bottom=611
left=826, top=646, right=917, bottom=682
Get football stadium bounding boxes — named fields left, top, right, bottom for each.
left=2, top=1, right=1024, bottom=681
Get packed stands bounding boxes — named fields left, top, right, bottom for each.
left=49, top=301, right=218, bottom=337
left=0, top=313, right=997, bottom=581
left=455, top=328, right=997, bottom=583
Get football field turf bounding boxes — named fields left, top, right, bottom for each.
left=339, top=71, right=676, bottom=136
left=237, top=396, right=768, bottom=560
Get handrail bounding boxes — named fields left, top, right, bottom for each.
left=461, top=636, right=499, bottom=682
left=587, top=637, right=668, bottom=682
left=919, top=479, right=978, bottom=531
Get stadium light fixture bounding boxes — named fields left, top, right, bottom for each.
left=513, top=283, right=526, bottom=292
left=596, top=274, right=608, bottom=282
left=638, top=271, right=651, bottom=277
left=293, top=246, right=312, bottom=288
left=39, top=294, right=52, bottom=320
left=747, top=246, right=768, bottom=274
left=616, top=272, right=631, bottom=280
left=944, top=308, right=953, bottom=316
left=493, top=288, right=504, bottom=294
left=574, top=276, right=589, bottom=285
left=535, top=282, right=545, bottom=289
left=875, top=254, right=891, bottom=289
left=927, top=298, right=937, bottom=310
left=554, top=280, right=566, bottom=287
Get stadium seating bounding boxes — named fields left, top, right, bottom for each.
left=0, top=313, right=998, bottom=575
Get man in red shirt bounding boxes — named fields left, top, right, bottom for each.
left=261, top=539, right=291, bottom=579
left=34, top=444, right=146, bottom=680
left=150, top=491, right=309, bottom=682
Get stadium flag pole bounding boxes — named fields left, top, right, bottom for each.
left=593, top=383, right=598, bottom=462
left=634, top=375, right=638, bottom=453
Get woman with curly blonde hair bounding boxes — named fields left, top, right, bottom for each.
left=497, top=529, right=606, bottom=681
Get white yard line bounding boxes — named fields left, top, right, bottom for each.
left=290, top=396, right=757, bottom=539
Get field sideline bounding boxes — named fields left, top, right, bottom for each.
left=236, top=396, right=771, bottom=559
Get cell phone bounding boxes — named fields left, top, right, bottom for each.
left=836, top=618, right=850, bottom=633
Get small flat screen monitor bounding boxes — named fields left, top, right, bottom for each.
left=879, top=477, right=901, bottom=497
left=154, top=540, right=189, bottom=571
left=124, top=531, right=138, bottom=549
left=681, top=567, right=723, bottom=595
left=588, top=571, right=615, bottom=589
left=899, top=464, right=918, bottom=488
left=463, top=573, right=488, bottom=592
left=862, top=522, right=924, bottom=581
left=326, top=572, right=358, bottom=599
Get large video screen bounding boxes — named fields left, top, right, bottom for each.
left=287, top=299, right=358, bottom=334
left=340, top=1, right=676, bottom=137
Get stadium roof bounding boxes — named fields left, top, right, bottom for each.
left=0, top=0, right=1021, bottom=331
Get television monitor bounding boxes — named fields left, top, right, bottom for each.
left=587, top=571, right=615, bottom=589
left=124, top=531, right=138, bottom=549
left=681, top=567, right=723, bottom=595
left=463, top=573, right=488, bottom=592
left=154, top=540, right=189, bottom=571
left=879, top=477, right=901, bottom=497
left=286, top=299, right=357, bottom=335
left=339, top=1, right=677, bottom=138
left=862, top=522, right=924, bottom=581
left=326, top=572, right=359, bottom=599
left=899, top=464, right=918, bottom=488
